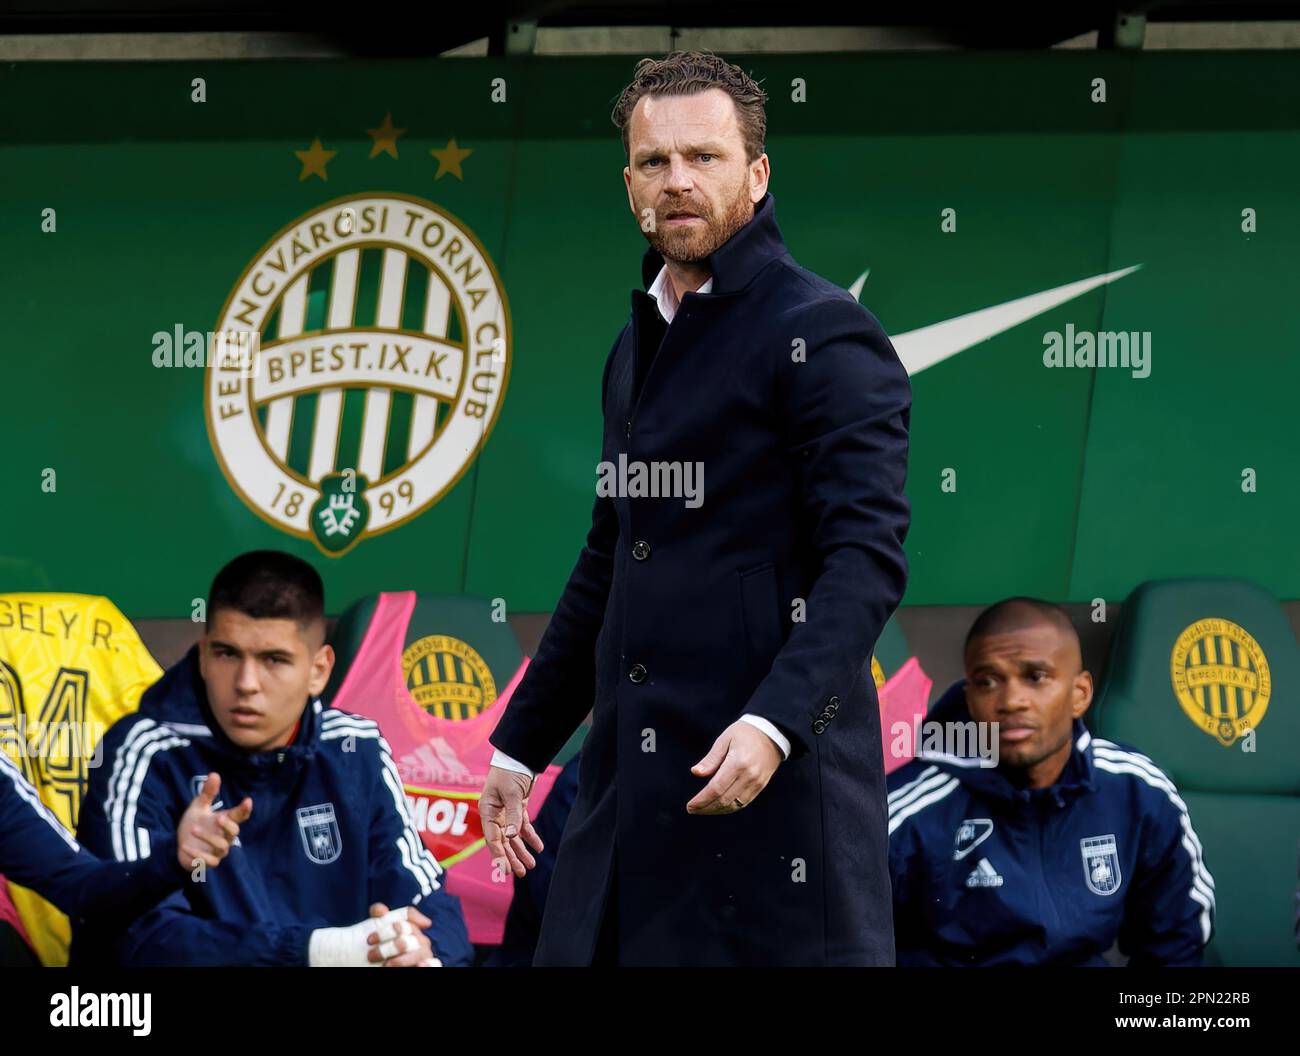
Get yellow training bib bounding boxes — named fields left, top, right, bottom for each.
left=0, top=594, right=161, bottom=965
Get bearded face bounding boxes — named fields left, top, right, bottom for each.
left=623, top=88, right=766, bottom=267
left=636, top=172, right=756, bottom=265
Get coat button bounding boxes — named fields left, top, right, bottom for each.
left=828, top=696, right=839, bottom=708
left=813, top=718, right=827, bottom=735
left=625, top=419, right=632, bottom=438
left=632, top=540, right=650, bottom=561
left=628, top=663, right=647, bottom=684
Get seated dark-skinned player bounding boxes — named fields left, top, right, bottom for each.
left=887, top=597, right=1215, bottom=966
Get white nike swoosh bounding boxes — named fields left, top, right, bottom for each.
left=849, top=264, right=1142, bottom=376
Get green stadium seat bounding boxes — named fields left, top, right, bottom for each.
left=1092, top=578, right=1300, bottom=966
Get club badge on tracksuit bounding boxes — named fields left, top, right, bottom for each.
left=297, top=803, right=342, bottom=865
left=1081, top=834, right=1122, bottom=895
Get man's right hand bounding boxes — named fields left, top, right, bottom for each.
left=177, top=772, right=253, bottom=870
left=479, top=765, right=545, bottom=878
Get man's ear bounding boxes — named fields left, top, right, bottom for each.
left=1073, top=670, right=1094, bottom=720
left=197, top=636, right=209, bottom=680
left=624, top=166, right=636, bottom=214
left=309, top=642, right=335, bottom=697
left=749, top=153, right=770, bottom=202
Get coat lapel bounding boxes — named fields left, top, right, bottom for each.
left=627, top=191, right=790, bottom=414
left=629, top=288, right=667, bottom=411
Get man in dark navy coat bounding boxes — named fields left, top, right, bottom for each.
left=479, top=51, right=911, bottom=966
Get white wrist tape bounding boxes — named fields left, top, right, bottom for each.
left=308, top=908, right=411, bottom=967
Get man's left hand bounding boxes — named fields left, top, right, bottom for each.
left=687, top=720, right=783, bottom=815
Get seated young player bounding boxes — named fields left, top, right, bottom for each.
left=72, top=550, right=471, bottom=967
left=887, top=597, right=1216, bottom=966
left=2, top=752, right=245, bottom=931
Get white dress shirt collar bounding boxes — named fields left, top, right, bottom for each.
left=646, top=265, right=714, bottom=324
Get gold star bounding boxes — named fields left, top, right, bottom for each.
left=366, top=112, right=407, bottom=159
left=294, top=137, right=337, bottom=181
left=430, top=137, right=473, bottom=181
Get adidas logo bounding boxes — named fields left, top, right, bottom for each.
left=965, top=857, right=1005, bottom=888
left=399, top=738, right=474, bottom=786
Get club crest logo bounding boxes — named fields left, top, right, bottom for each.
left=401, top=635, right=497, bottom=720
left=1080, top=834, right=1122, bottom=896
left=297, top=803, right=342, bottom=865
left=207, top=193, right=511, bottom=556
left=1170, top=618, right=1270, bottom=747
left=953, top=818, right=994, bottom=861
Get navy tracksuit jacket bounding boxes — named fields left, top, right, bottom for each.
left=70, top=645, right=471, bottom=966
left=887, top=681, right=1216, bottom=966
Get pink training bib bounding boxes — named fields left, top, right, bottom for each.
left=329, top=591, right=560, bottom=945
left=879, top=656, right=933, bottom=774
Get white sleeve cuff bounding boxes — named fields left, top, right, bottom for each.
left=739, top=714, right=791, bottom=760
left=490, top=748, right=536, bottom=780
